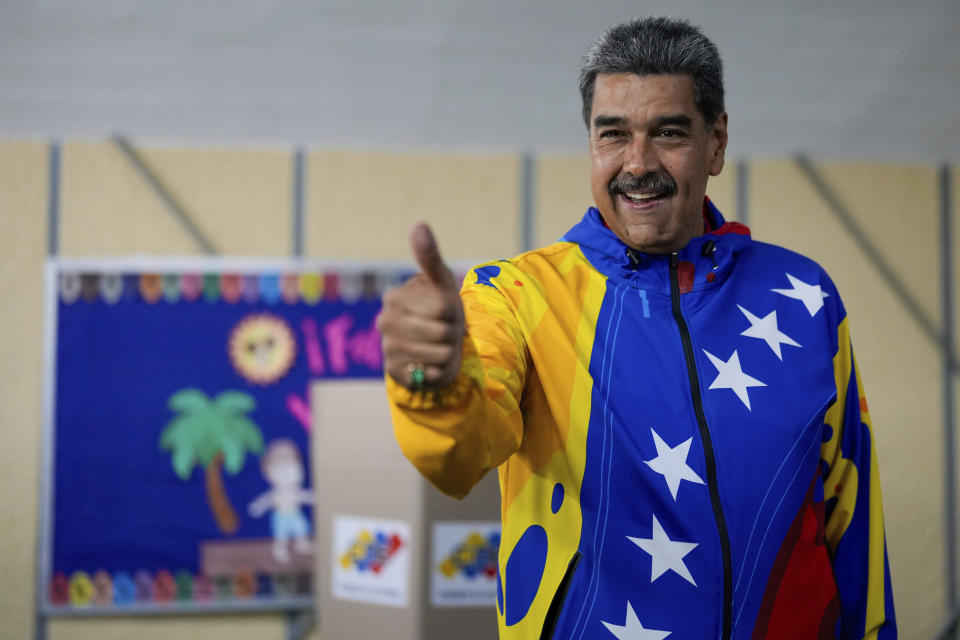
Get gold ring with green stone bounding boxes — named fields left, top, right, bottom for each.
left=408, top=362, right=426, bottom=391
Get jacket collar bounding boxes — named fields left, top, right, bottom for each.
left=561, top=198, right=752, bottom=293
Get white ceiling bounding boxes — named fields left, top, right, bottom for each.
left=1, top=0, right=958, bottom=161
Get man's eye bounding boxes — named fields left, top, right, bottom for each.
left=658, top=129, right=685, bottom=138
left=598, top=130, right=624, bottom=139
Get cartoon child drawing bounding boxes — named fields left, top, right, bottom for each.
left=248, top=439, right=313, bottom=563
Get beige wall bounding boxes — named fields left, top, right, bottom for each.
left=0, top=140, right=48, bottom=640
left=59, top=141, right=293, bottom=256
left=0, top=138, right=954, bottom=639
left=305, top=150, right=520, bottom=261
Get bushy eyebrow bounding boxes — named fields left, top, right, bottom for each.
left=592, top=115, right=628, bottom=129
left=592, top=113, right=694, bottom=130
left=651, top=114, right=693, bottom=129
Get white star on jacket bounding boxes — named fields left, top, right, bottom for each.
left=644, top=428, right=705, bottom=500
left=601, top=601, right=672, bottom=639
left=737, top=305, right=801, bottom=360
left=703, top=349, right=766, bottom=410
left=771, top=273, right=829, bottom=316
left=628, top=514, right=698, bottom=585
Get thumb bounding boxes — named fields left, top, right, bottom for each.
left=410, top=222, right=455, bottom=288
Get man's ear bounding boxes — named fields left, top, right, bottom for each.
left=708, top=111, right=728, bottom=177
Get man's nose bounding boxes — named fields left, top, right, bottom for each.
left=622, top=137, right=659, bottom=175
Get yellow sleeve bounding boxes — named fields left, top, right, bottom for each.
left=385, top=277, right=528, bottom=499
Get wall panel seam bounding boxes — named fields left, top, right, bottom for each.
left=47, top=141, right=60, bottom=257
left=941, top=163, right=956, bottom=620
left=521, top=151, right=535, bottom=253
left=736, top=159, right=748, bottom=226
left=293, top=147, right=305, bottom=257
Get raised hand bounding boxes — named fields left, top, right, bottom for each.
left=378, top=222, right=466, bottom=390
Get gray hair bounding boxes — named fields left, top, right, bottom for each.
left=579, top=17, right=725, bottom=128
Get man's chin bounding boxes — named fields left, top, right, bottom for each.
left=617, top=220, right=695, bottom=254
left=626, top=237, right=677, bottom=255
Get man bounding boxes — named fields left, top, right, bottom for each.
left=378, top=17, right=896, bottom=640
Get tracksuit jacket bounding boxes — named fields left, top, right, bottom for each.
left=386, top=200, right=896, bottom=639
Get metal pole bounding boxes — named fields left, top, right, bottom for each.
left=293, top=147, right=305, bottom=257
left=736, top=159, right=748, bottom=226
left=941, top=163, right=957, bottom=624
left=35, top=140, right=61, bottom=640
left=111, top=134, right=218, bottom=255
left=520, top=151, right=535, bottom=252
left=47, top=141, right=60, bottom=257
left=34, top=263, right=61, bottom=640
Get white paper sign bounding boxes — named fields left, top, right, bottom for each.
left=331, top=515, right=411, bottom=607
left=430, top=521, right=501, bottom=608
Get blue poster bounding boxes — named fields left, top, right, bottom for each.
left=44, top=262, right=400, bottom=611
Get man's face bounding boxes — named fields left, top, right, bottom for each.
left=589, top=73, right=727, bottom=254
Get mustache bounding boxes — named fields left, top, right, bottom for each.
left=609, top=172, right=677, bottom=197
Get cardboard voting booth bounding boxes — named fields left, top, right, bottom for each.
left=312, top=380, right=500, bottom=639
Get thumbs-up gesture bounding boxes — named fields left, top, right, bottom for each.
left=378, top=223, right=466, bottom=390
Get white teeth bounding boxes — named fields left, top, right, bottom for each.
left=625, top=192, right=660, bottom=201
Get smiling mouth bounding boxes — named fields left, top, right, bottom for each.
left=621, top=190, right=671, bottom=204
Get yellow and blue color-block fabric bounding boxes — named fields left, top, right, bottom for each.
left=386, top=201, right=896, bottom=639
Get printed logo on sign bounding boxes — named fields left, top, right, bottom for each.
left=332, top=515, right=410, bottom=607
left=340, top=529, right=404, bottom=574
left=438, top=531, right=499, bottom=579
left=431, top=522, right=501, bottom=608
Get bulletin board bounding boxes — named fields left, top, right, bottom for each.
left=36, top=257, right=410, bottom=618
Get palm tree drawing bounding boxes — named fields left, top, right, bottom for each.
left=160, top=388, right=265, bottom=535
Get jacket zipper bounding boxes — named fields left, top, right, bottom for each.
left=539, top=551, right=581, bottom=640
left=669, top=252, right=733, bottom=640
